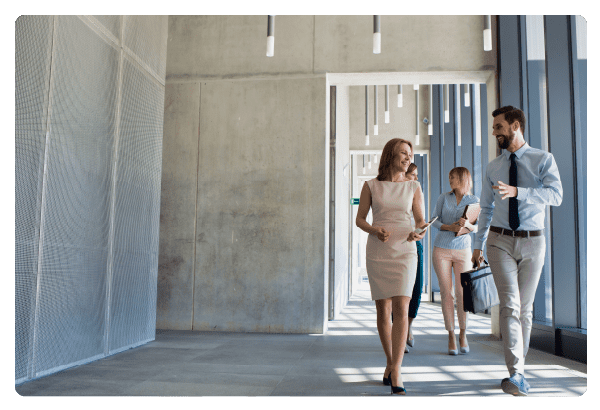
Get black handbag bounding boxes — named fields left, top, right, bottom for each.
left=460, top=260, right=500, bottom=314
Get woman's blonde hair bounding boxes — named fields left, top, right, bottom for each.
left=449, top=167, right=472, bottom=194
left=376, top=138, right=413, bottom=181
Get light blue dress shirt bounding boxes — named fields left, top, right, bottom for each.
left=431, top=192, right=480, bottom=250
left=474, top=142, right=563, bottom=250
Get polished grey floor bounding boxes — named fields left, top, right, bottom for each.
left=16, top=285, right=586, bottom=397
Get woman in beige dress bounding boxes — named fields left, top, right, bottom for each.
left=356, top=138, right=429, bottom=395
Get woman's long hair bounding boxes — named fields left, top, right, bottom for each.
left=406, top=163, right=418, bottom=175
left=376, top=138, right=413, bottom=181
left=449, top=166, right=472, bottom=195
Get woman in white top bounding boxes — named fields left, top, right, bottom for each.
left=431, top=167, right=479, bottom=355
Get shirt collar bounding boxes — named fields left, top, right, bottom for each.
left=503, top=142, right=529, bottom=160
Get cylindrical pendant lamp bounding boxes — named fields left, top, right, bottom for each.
left=365, top=86, right=369, bottom=146
left=373, top=16, right=381, bottom=54
left=385, top=85, right=390, bottom=123
left=456, top=84, right=461, bottom=147
left=397, top=85, right=403, bottom=107
left=266, top=15, right=275, bottom=57
left=465, top=84, right=471, bottom=107
left=374, top=154, right=378, bottom=163
left=363, top=155, right=366, bottom=174
left=484, top=15, right=492, bottom=51
left=374, top=85, right=378, bottom=135
left=444, top=84, right=450, bottom=123
left=428, top=85, right=433, bottom=135
left=368, top=154, right=372, bottom=169
left=414, top=85, right=420, bottom=145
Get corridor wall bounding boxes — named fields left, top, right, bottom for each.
left=15, top=15, right=168, bottom=383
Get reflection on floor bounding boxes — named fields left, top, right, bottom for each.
left=16, top=286, right=586, bottom=397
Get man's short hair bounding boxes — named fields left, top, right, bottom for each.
left=492, top=106, right=526, bottom=134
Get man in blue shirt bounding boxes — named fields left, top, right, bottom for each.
left=472, top=106, right=562, bottom=396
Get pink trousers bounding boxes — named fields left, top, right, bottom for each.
left=432, top=247, right=471, bottom=331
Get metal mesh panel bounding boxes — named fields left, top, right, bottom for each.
left=16, top=14, right=166, bottom=384
left=109, top=57, right=163, bottom=352
left=92, top=15, right=121, bottom=40
left=123, top=16, right=168, bottom=81
left=15, top=15, right=54, bottom=381
left=32, top=15, right=119, bottom=375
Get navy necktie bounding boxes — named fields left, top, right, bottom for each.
left=509, top=153, right=520, bottom=231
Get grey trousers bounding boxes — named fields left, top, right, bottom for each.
left=486, top=230, right=546, bottom=376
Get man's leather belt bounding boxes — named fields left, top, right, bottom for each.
left=490, top=226, right=544, bottom=237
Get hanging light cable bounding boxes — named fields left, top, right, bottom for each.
left=428, top=84, right=433, bottom=135
left=365, top=86, right=369, bottom=146
left=373, top=16, right=381, bottom=54
left=385, top=85, right=390, bottom=123
left=484, top=15, right=492, bottom=51
left=397, top=85, right=403, bottom=107
left=464, top=84, right=470, bottom=107
left=374, top=85, right=378, bottom=135
left=414, top=84, right=420, bottom=145
left=266, top=15, right=275, bottom=57
left=444, top=84, right=450, bottom=123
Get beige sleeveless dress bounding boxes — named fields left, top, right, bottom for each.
left=365, top=179, right=420, bottom=300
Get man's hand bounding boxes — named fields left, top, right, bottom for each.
left=373, top=226, right=391, bottom=243
left=471, top=249, right=484, bottom=268
left=493, top=181, right=517, bottom=200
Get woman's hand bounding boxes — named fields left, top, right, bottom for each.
left=406, top=226, right=427, bottom=242
left=442, top=223, right=462, bottom=233
left=373, top=226, right=391, bottom=243
left=455, top=217, right=473, bottom=231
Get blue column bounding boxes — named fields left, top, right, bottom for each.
left=454, top=84, right=461, bottom=167
left=422, top=153, right=429, bottom=293
left=429, top=85, right=442, bottom=295
left=570, top=15, right=587, bottom=329
left=461, top=84, right=473, bottom=185
left=443, top=84, right=455, bottom=192
left=544, top=15, right=579, bottom=329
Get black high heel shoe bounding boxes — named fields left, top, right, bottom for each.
left=389, top=371, right=407, bottom=395
left=383, top=370, right=391, bottom=386
left=391, top=384, right=407, bottom=395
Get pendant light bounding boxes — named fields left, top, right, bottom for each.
left=374, top=154, right=378, bottom=163
left=444, top=84, right=450, bottom=123
left=385, top=85, right=390, bottom=123
left=428, top=85, right=433, bottom=135
left=373, top=16, right=381, bottom=54
left=474, top=84, right=482, bottom=147
left=414, top=84, right=420, bottom=145
left=484, top=15, right=492, bottom=51
left=397, top=85, right=403, bottom=107
left=365, top=86, right=369, bottom=146
left=363, top=155, right=366, bottom=174
left=456, top=84, right=461, bottom=147
left=464, top=84, right=470, bottom=107
left=374, top=85, right=378, bottom=135
left=368, top=154, right=372, bottom=169
left=266, top=15, right=275, bottom=57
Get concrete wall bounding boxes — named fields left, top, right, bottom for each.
left=159, top=15, right=497, bottom=334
